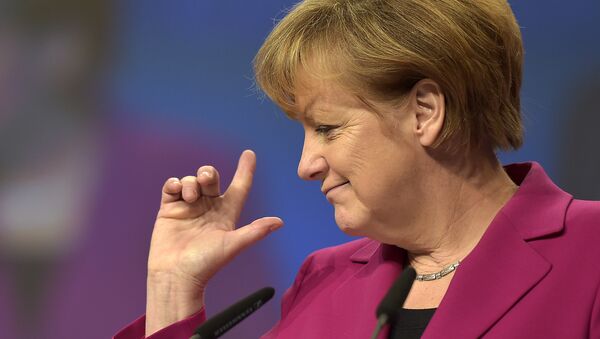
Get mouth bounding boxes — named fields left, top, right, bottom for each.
left=322, top=181, right=350, bottom=196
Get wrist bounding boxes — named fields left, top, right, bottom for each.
left=145, top=271, right=205, bottom=336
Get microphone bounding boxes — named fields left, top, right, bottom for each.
left=190, top=287, right=275, bottom=339
left=371, top=266, right=416, bottom=339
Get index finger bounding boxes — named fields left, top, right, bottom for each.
left=224, top=150, right=256, bottom=212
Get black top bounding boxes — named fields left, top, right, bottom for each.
left=390, top=308, right=437, bottom=339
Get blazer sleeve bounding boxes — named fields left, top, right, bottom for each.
left=591, top=282, right=600, bottom=337
left=113, top=308, right=206, bottom=339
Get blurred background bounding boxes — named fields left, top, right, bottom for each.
left=0, top=0, right=598, bottom=338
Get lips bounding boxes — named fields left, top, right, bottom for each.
left=322, top=181, right=349, bottom=195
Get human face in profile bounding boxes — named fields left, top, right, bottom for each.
left=293, top=74, right=432, bottom=243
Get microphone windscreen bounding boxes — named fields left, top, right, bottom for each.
left=375, top=266, right=416, bottom=319
left=192, top=287, right=275, bottom=339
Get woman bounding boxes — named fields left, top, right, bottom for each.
left=116, top=0, right=600, bottom=338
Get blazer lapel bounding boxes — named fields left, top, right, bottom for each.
left=422, top=212, right=551, bottom=338
left=331, top=241, right=406, bottom=338
left=423, top=162, right=571, bottom=338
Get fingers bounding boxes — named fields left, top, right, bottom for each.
left=225, top=150, right=256, bottom=210
left=228, top=217, right=284, bottom=255
left=161, top=178, right=183, bottom=204
left=180, top=176, right=200, bottom=202
left=160, top=166, right=222, bottom=205
left=196, top=166, right=221, bottom=197
left=161, top=150, right=253, bottom=207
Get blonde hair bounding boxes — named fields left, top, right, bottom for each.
left=254, top=0, right=524, bottom=151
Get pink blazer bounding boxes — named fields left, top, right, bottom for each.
left=115, top=162, right=600, bottom=338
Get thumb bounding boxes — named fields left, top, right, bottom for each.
left=226, top=217, right=284, bottom=255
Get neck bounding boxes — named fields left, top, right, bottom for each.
left=402, top=153, right=518, bottom=274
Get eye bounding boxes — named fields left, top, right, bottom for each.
left=315, top=125, right=336, bottom=135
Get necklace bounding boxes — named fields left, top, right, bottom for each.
left=415, top=261, right=461, bottom=281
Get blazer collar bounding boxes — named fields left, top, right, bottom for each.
left=349, top=238, right=382, bottom=263
left=345, top=162, right=573, bottom=338
left=496, top=162, right=571, bottom=240
left=426, top=162, right=572, bottom=338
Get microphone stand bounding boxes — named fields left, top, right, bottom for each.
left=371, top=266, right=416, bottom=339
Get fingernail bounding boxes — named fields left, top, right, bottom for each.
left=200, top=171, right=212, bottom=179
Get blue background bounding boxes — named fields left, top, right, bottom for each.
left=112, top=0, right=600, bottom=282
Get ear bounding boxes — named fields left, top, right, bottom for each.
left=412, top=79, right=445, bottom=147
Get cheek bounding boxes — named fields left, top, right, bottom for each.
left=350, top=152, right=420, bottom=218
left=352, top=177, right=399, bottom=215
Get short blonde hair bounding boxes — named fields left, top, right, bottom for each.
left=254, top=0, right=524, bottom=151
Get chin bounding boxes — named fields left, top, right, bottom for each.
left=334, top=212, right=368, bottom=237
left=339, top=227, right=364, bottom=237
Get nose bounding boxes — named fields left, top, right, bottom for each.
left=297, top=134, right=328, bottom=181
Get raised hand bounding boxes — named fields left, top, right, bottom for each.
left=145, top=150, right=283, bottom=336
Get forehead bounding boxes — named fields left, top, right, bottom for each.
left=292, top=74, right=398, bottom=127
left=292, top=71, right=366, bottom=120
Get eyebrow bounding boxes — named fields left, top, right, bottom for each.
left=296, top=95, right=320, bottom=124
